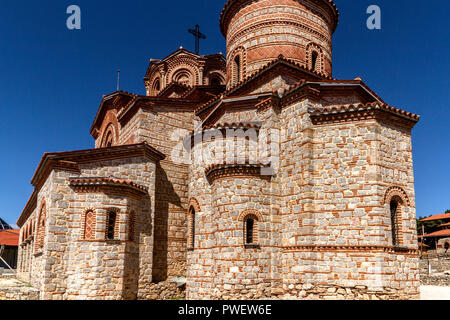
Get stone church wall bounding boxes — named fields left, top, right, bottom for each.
left=128, top=106, right=196, bottom=281
left=18, top=156, right=158, bottom=300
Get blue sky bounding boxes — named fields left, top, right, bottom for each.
left=0, top=0, right=449, bottom=226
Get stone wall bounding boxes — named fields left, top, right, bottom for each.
left=17, top=155, right=158, bottom=300
left=129, top=106, right=195, bottom=281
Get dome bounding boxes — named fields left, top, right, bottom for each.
left=220, top=0, right=339, bottom=86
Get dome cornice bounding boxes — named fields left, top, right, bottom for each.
left=220, top=0, right=339, bottom=37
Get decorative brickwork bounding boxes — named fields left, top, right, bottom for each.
left=16, top=0, right=420, bottom=300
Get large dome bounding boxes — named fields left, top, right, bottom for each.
left=220, top=0, right=339, bottom=87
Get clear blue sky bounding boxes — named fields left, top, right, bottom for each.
left=0, top=0, right=449, bottom=227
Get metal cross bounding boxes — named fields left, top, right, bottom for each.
left=188, top=24, right=206, bottom=55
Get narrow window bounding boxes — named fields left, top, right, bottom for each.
left=390, top=200, right=400, bottom=246
left=106, top=211, right=117, bottom=240
left=210, top=77, right=221, bottom=86
left=84, top=210, right=95, bottom=240
left=35, top=203, right=46, bottom=252
left=311, top=51, right=319, bottom=71
left=105, top=132, right=113, bottom=147
left=246, top=218, right=254, bottom=244
left=234, top=56, right=241, bottom=83
left=188, top=207, right=195, bottom=250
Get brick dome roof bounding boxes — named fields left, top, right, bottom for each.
left=220, top=0, right=340, bottom=37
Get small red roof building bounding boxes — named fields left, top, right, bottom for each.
left=0, top=230, right=19, bottom=247
left=420, top=213, right=450, bottom=222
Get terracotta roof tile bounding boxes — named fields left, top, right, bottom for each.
left=420, top=213, right=450, bottom=222
left=419, top=229, right=450, bottom=238
left=308, top=102, right=420, bottom=122
left=0, top=230, right=19, bottom=246
left=195, top=55, right=330, bottom=115
left=69, top=177, right=148, bottom=193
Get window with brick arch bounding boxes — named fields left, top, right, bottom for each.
left=244, top=214, right=259, bottom=246
left=83, top=210, right=96, bottom=240
left=390, top=198, right=402, bottom=247
left=106, top=211, right=118, bottom=240
left=104, top=131, right=113, bottom=147
left=311, top=51, right=319, bottom=71
left=187, top=207, right=195, bottom=250
left=35, top=203, right=47, bottom=253
left=233, top=55, right=241, bottom=84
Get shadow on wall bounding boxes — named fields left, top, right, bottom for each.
left=152, top=162, right=182, bottom=282
left=122, top=196, right=153, bottom=300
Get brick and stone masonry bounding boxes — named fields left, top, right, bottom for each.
left=16, top=0, right=421, bottom=300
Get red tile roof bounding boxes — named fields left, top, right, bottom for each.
left=419, top=229, right=450, bottom=238
left=420, top=213, right=450, bottom=222
left=69, top=177, right=148, bottom=194
left=308, top=102, right=420, bottom=122
left=0, top=230, right=19, bottom=246
left=439, top=222, right=450, bottom=228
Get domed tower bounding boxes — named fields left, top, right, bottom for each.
left=220, top=0, right=339, bottom=87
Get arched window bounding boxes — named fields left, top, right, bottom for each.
left=390, top=199, right=401, bottom=247
left=210, top=77, right=221, bottom=86
left=188, top=207, right=195, bottom=250
left=384, top=186, right=409, bottom=248
left=234, top=55, right=241, bottom=84
left=106, top=211, right=118, bottom=240
left=153, top=78, right=161, bottom=93
left=35, top=202, right=47, bottom=253
left=246, top=217, right=255, bottom=244
left=311, top=51, right=319, bottom=71
left=104, top=132, right=113, bottom=147
left=83, top=210, right=96, bottom=240
left=244, top=214, right=258, bottom=245
left=101, top=124, right=116, bottom=148
left=238, top=210, right=263, bottom=248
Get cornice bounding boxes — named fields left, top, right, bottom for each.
left=308, top=102, right=420, bottom=129
left=283, top=244, right=419, bottom=255
left=69, top=177, right=149, bottom=195
left=205, top=163, right=272, bottom=184
left=220, top=0, right=339, bottom=37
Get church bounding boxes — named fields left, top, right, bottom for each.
left=16, top=0, right=421, bottom=300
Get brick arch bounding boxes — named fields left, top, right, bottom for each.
left=237, top=209, right=263, bottom=222
left=100, top=122, right=117, bottom=148
left=98, top=111, right=120, bottom=148
left=306, top=42, right=324, bottom=73
left=188, top=197, right=201, bottom=213
left=35, top=200, right=47, bottom=252
left=228, top=46, right=247, bottom=86
left=384, top=186, right=410, bottom=207
left=187, top=198, right=200, bottom=250
left=206, top=71, right=226, bottom=86
left=166, top=58, right=200, bottom=86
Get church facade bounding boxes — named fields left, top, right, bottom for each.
left=16, top=0, right=421, bottom=300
